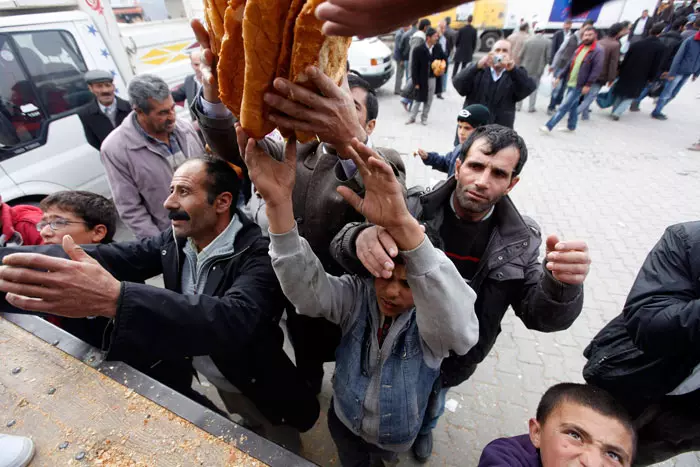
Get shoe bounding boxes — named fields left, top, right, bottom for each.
left=546, top=108, right=555, bottom=116
left=436, top=95, right=444, bottom=100
left=557, top=127, right=575, bottom=133
left=610, top=114, right=620, bottom=121
left=421, top=121, right=428, bottom=126
left=0, top=435, right=35, bottom=467
left=581, top=114, right=590, bottom=121
left=394, top=91, right=400, bottom=95
left=630, top=102, right=640, bottom=112
left=538, top=125, right=551, bottom=134
left=406, top=118, right=416, bottom=125
left=412, top=432, right=433, bottom=463
left=402, top=102, right=410, bottom=112
left=528, top=109, right=536, bottom=113
left=688, top=143, right=700, bottom=152
left=651, top=113, right=668, bottom=120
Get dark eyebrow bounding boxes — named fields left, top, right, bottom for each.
left=561, top=423, right=591, bottom=441
left=601, top=442, right=630, bottom=463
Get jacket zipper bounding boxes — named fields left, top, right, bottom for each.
left=193, top=246, right=250, bottom=294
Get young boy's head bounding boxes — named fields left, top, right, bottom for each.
left=374, top=255, right=413, bottom=318
left=457, top=105, right=491, bottom=145
left=39, top=191, right=118, bottom=245
left=529, top=383, right=636, bottom=467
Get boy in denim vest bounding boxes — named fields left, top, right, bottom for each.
left=241, top=130, right=479, bottom=466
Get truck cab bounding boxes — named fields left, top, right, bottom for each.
left=0, top=11, right=123, bottom=204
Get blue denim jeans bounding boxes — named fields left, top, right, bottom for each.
left=419, top=378, right=449, bottom=435
left=547, top=72, right=567, bottom=111
left=653, top=74, right=691, bottom=116
left=635, top=83, right=652, bottom=104
left=577, top=83, right=603, bottom=119
left=612, top=96, right=633, bottom=117
left=546, top=86, right=583, bottom=130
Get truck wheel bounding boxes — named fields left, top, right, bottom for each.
left=480, top=31, right=501, bottom=52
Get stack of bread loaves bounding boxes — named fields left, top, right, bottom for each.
left=202, top=0, right=352, bottom=141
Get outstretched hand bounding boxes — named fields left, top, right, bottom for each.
left=316, top=0, right=466, bottom=37
left=545, top=235, right=591, bottom=285
left=191, top=18, right=220, bottom=103
left=0, top=236, right=121, bottom=318
left=337, top=139, right=422, bottom=251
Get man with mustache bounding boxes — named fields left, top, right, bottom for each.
left=101, top=74, right=204, bottom=239
left=78, top=70, right=131, bottom=150
left=332, top=124, right=590, bottom=462
left=0, top=157, right=320, bottom=450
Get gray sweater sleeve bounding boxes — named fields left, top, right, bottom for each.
left=403, top=237, right=479, bottom=361
left=269, top=225, right=362, bottom=333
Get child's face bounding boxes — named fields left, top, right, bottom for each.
left=529, top=402, right=634, bottom=467
left=374, top=264, right=414, bottom=318
left=39, top=207, right=105, bottom=245
left=457, top=121, right=475, bottom=144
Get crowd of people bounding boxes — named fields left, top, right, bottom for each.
left=0, top=1, right=699, bottom=466
left=392, top=4, right=699, bottom=148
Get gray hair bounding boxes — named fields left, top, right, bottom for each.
left=128, top=74, right=171, bottom=113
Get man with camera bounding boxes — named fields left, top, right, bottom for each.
left=452, top=40, right=537, bottom=128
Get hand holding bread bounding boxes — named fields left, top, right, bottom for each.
left=204, top=0, right=352, bottom=141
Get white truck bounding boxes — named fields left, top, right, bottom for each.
left=0, top=0, right=199, bottom=204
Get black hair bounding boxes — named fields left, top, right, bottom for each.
left=458, top=124, right=528, bottom=177
left=187, top=157, right=241, bottom=216
left=650, top=21, right=666, bottom=35
left=519, top=22, right=529, bottom=31
left=621, top=20, right=631, bottom=28
left=608, top=22, right=625, bottom=37
left=672, top=17, right=687, bottom=30
left=536, top=383, right=637, bottom=453
left=425, top=26, right=437, bottom=38
left=583, top=19, right=595, bottom=26
left=467, top=15, right=473, bottom=23
left=40, top=190, right=118, bottom=244
left=445, top=16, right=451, bottom=25
left=412, top=20, right=418, bottom=28
left=418, top=18, right=431, bottom=31
left=348, top=73, right=378, bottom=122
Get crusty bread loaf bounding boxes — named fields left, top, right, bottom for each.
left=218, top=0, right=246, bottom=117
left=289, top=0, right=351, bottom=142
left=209, top=0, right=352, bottom=141
left=239, top=0, right=292, bottom=139
left=203, top=0, right=224, bottom=54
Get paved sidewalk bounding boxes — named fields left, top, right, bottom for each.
left=290, top=72, right=700, bottom=466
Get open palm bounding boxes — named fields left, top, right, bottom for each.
left=337, top=139, right=411, bottom=231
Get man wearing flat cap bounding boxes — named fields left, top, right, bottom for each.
left=78, top=70, right=131, bottom=150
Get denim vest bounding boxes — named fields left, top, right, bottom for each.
left=333, top=306, right=440, bottom=448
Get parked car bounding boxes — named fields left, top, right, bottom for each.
left=348, top=37, right=394, bottom=90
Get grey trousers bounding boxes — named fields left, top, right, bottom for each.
left=517, top=74, right=541, bottom=111
left=394, top=60, right=406, bottom=94
left=217, top=389, right=302, bottom=453
left=410, top=77, right=436, bottom=123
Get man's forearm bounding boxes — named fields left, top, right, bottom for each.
left=265, top=201, right=296, bottom=235
left=385, top=217, right=424, bottom=251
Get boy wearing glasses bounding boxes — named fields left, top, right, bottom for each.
left=38, top=191, right=117, bottom=245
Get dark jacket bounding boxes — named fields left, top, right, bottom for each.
left=556, top=42, right=605, bottom=88
left=583, top=222, right=700, bottom=409
left=422, top=144, right=461, bottom=177
left=400, top=27, right=417, bottom=61
left=630, top=16, right=653, bottom=41
left=411, top=43, right=448, bottom=102
left=331, top=178, right=584, bottom=388
left=478, top=434, right=541, bottom=467
left=455, top=24, right=478, bottom=63
left=659, top=30, right=685, bottom=73
left=596, top=36, right=621, bottom=84
left=171, top=74, right=199, bottom=120
left=553, top=32, right=580, bottom=71
left=453, top=63, right=537, bottom=128
left=77, top=96, right=131, bottom=150
left=615, top=35, right=666, bottom=98
left=550, top=29, right=568, bottom=65
left=0, top=217, right=321, bottom=431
